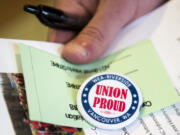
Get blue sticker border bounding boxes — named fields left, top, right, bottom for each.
left=81, top=74, right=139, bottom=124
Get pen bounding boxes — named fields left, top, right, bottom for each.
left=24, top=5, right=89, bottom=31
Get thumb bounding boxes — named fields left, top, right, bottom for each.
left=62, top=0, right=137, bottom=64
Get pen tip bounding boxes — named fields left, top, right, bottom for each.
left=24, top=5, right=40, bottom=15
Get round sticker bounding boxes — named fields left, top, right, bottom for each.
left=77, top=73, right=143, bottom=130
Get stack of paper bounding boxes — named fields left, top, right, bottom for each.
left=0, top=0, right=180, bottom=134
left=19, top=40, right=180, bottom=129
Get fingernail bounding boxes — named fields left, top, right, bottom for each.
left=61, top=42, right=90, bottom=64
left=64, top=42, right=89, bottom=58
left=72, top=43, right=88, bottom=57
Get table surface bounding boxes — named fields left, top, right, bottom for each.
left=0, top=0, right=53, bottom=41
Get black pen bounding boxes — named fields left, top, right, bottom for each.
left=24, top=5, right=89, bottom=31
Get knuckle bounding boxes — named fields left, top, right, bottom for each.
left=81, top=26, right=104, bottom=42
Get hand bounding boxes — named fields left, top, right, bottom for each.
left=48, top=0, right=167, bottom=64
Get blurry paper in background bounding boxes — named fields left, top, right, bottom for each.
left=0, top=0, right=54, bottom=41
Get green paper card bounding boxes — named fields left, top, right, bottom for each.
left=19, top=40, right=180, bottom=128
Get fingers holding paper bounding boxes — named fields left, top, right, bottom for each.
left=48, top=0, right=167, bottom=64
